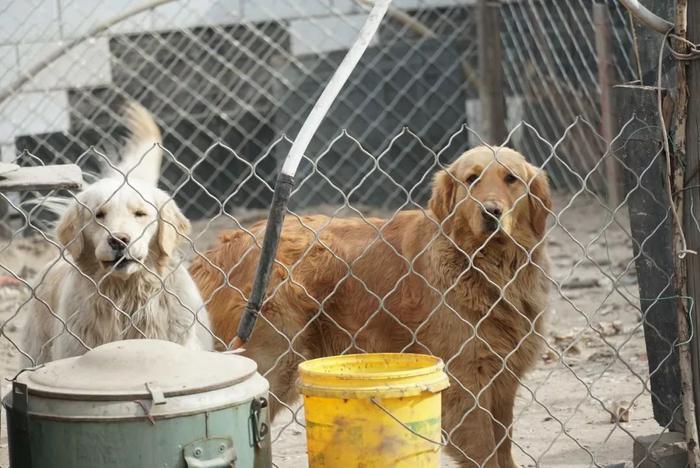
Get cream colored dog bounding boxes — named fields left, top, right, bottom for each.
left=21, top=102, right=212, bottom=365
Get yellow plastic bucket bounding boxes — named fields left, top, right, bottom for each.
left=297, top=353, right=449, bottom=467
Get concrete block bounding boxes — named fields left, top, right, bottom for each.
left=633, top=432, right=687, bottom=468
left=289, top=14, right=379, bottom=56
left=59, top=0, right=152, bottom=38
left=0, top=0, right=61, bottom=44
left=465, top=95, right=523, bottom=146
left=150, top=0, right=241, bottom=32
left=391, top=0, right=474, bottom=10
left=331, top=0, right=360, bottom=14
left=1, top=144, right=17, bottom=163
left=241, top=0, right=332, bottom=23
left=0, top=45, right=19, bottom=90
left=506, top=96, right=523, bottom=131
left=464, top=98, right=482, bottom=140
left=0, top=91, right=69, bottom=141
left=18, top=38, right=112, bottom=91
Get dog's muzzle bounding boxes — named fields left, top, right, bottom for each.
left=103, top=232, right=139, bottom=270
left=107, top=232, right=131, bottom=252
left=481, top=201, right=503, bottom=232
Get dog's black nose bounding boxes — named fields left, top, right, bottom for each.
left=108, top=233, right=131, bottom=250
left=482, top=201, right=503, bottom=220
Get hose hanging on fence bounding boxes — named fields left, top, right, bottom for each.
left=231, top=0, right=391, bottom=349
left=617, top=0, right=673, bottom=34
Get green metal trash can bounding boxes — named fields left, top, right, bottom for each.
left=3, top=339, right=272, bottom=467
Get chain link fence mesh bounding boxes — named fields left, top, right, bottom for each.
left=0, top=0, right=686, bottom=466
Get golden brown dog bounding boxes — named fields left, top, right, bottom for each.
left=190, top=146, right=552, bottom=467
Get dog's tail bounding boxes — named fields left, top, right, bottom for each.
left=106, top=100, right=163, bottom=186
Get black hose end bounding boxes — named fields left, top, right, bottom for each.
left=235, top=172, right=296, bottom=343
left=237, top=302, right=260, bottom=342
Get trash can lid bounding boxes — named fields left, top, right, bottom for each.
left=17, top=339, right=258, bottom=400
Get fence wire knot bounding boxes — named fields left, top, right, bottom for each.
left=667, top=33, right=700, bottom=62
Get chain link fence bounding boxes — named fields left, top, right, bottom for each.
left=0, top=0, right=687, bottom=466
left=1, top=0, right=642, bottom=218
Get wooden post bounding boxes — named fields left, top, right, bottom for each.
left=477, top=0, right=507, bottom=145
left=613, top=84, right=684, bottom=432
left=671, top=1, right=700, bottom=464
left=684, top=0, right=700, bottom=454
left=593, top=3, right=620, bottom=207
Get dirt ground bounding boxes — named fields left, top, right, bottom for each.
left=0, top=193, right=663, bottom=467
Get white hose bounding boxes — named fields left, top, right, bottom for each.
left=618, top=0, right=673, bottom=34
left=280, top=0, right=391, bottom=176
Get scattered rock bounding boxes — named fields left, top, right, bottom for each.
left=19, top=266, right=36, bottom=280
left=542, top=349, right=558, bottom=364
left=588, top=349, right=615, bottom=362
left=591, top=257, right=612, bottom=267
left=552, top=331, right=574, bottom=344
left=551, top=332, right=581, bottom=356
left=612, top=321, right=624, bottom=334
left=582, top=336, right=605, bottom=348
left=609, top=400, right=631, bottom=423
left=592, top=320, right=624, bottom=337
left=562, top=278, right=600, bottom=290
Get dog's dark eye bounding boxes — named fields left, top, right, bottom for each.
left=466, top=174, right=478, bottom=185
left=134, top=210, right=147, bottom=218
left=504, top=173, right=518, bottom=184
left=95, top=209, right=105, bottom=220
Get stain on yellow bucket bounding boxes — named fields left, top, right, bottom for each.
left=297, top=353, right=449, bottom=467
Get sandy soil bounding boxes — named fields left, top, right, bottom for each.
left=0, top=193, right=664, bottom=467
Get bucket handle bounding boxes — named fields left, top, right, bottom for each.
left=370, top=397, right=447, bottom=447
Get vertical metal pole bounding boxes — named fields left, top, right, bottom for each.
left=477, top=0, right=507, bottom=145
left=593, top=2, right=620, bottom=207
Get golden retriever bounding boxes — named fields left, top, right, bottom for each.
left=190, top=146, right=552, bottom=467
left=21, top=102, right=213, bottom=365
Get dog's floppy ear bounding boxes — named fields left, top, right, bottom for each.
left=56, top=202, right=85, bottom=259
left=526, top=165, right=553, bottom=238
left=156, top=190, right=190, bottom=258
left=429, top=169, right=456, bottom=223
